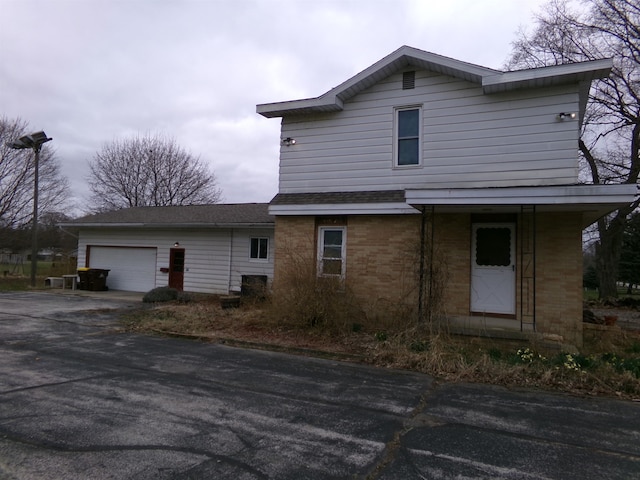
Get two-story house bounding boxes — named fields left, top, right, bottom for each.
left=257, top=46, right=637, bottom=347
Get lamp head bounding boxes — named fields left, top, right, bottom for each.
left=7, top=131, right=52, bottom=150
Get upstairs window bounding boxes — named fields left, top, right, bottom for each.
left=396, top=107, right=421, bottom=166
left=250, top=237, right=269, bottom=260
left=318, top=227, right=346, bottom=277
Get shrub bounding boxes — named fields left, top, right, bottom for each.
left=487, top=347, right=502, bottom=361
left=409, top=339, right=429, bottom=353
left=620, top=358, right=640, bottom=378
left=602, top=353, right=640, bottom=378
left=375, top=331, right=388, bottom=342
left=176, top=291, right=192, bottom=303
left=268, top=239, right=364, bottom=332
left=143, top=286, right=179, bottom=303
left=583, top=265, right=599, bottom=289
left=627, top=342, right=640, bottom=354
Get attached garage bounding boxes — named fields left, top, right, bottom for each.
left=61, top=204, right=275, bottom=295
left=88, top=246, right=157, bottom=292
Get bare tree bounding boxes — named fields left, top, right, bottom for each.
left=0, top=116, right=70, bottom=230
left=507, top=0, right=640, bottom=299
left=87, top=133, right=222, bottom=212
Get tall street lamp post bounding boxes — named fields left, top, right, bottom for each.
left=7, top=131, right=53, bottom=287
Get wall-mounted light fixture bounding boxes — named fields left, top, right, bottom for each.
left=556, top=112, right=576, bottom=120
left=281, top=137, right=296, bottom=146
left=173, top=242, right=180, bottom=247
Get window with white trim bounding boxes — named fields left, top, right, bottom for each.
left=395, top=107, right=421, bottom=166
left=318, top=227, right=346, bottom=277
left=250, top=237, right=269, bottom=260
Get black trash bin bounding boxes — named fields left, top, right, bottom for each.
left=77, top=269, right=90, bottom=290
left=87, top=269, right=109, bottom=291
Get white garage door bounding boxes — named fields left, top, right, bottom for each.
left=89, top=246, right=157, bottom=292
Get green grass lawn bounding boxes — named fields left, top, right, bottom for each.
left=0, top=260, right=77, bottom=290
left=584, top=287, right=640, bottom=302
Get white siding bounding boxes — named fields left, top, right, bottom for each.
left=77, top=227, right=274, bottom=294
left=278, top=70, right=581, bottom=193
left=229, top=228, right=274, bottom=292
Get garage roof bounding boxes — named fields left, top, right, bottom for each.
left=61, top=203, right=274, bottom=228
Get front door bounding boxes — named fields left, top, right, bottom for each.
left=471, top=223, right=515, bottom=315
left=169, top=248, right=185, bottom=291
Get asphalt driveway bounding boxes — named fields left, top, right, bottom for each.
left=0, top=291, right=639, bottom=479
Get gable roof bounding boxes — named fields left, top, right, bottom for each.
left=61, top=203, right=274, bottom=228
left=256, top=45, right=612, bottom=118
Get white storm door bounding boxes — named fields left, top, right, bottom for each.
left=471, top=223, right=516, bottom=315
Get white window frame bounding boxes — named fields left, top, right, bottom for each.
left=317, top=227, right=346, bottom=278
left=249, top=237, right=269, bottom=261
left=393, top=105, right=422, bottom=168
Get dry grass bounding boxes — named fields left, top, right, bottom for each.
left=122, top=296, right=370, bottom=358
left=371, top=329, right=640, bottom=399
left=121, top=295, right=640, bottom=400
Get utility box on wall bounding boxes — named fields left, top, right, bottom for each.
left=241, top=275, right=268, bottom=298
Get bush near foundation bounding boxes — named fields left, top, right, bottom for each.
left=268, top=242, right=364, bottom=332
left=143, top=286, right=191, bottom=304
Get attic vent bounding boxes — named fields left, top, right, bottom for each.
left=402, top=71, right=415, bottom=90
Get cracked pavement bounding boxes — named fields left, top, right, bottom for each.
left=1, top=291, right=639, bottom=479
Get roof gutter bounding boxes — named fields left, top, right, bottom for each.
left=57, top=226, right=79, bottom=239
left=58, top=222, right=275, bottom=229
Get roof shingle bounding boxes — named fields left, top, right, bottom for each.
left=63, top=203, right=273, bottom=227
left=270, top=190, right=406, bottom=205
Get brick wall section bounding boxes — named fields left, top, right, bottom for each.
left=432, top=213, right=471, bottom=316
left=273, top=212, right=584, bottom=346
left=535, top=213, right=583, bottom=346
left=272, top=216, right=316, bottom=292
left=346, top=215, right=421, bottom=319
left=274, top=214, right=472, bottom=323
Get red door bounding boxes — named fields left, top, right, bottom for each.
left=169, top=248, right=185, bottom=291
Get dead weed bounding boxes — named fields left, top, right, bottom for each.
left=121, top=297, right=640, bottom=400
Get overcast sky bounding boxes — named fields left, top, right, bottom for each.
left=0, top=0, right=550, bottom=214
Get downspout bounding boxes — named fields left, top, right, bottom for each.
left=428, top=205, right=435, bottom=323
left=532, top=205, right=537, bottom=332
left=228, top=228, right=234, bottom=294
left=418, top=207, right=426, bottom=324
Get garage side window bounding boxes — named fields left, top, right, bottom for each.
left=250, top=237, right=269, bottom=260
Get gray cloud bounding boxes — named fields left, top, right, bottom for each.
left=0, top=0, right=547, bottom=214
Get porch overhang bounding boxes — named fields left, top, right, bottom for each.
left=405, top=184, right=638, bottom=228
left=268, top=203, right=418, bottom=216
left=269, top=190, right=419, bottom=216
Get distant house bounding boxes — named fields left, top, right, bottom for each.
left=61, top=204, right=274, bottom=294
left=257, top=46, right=637, bottom=347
